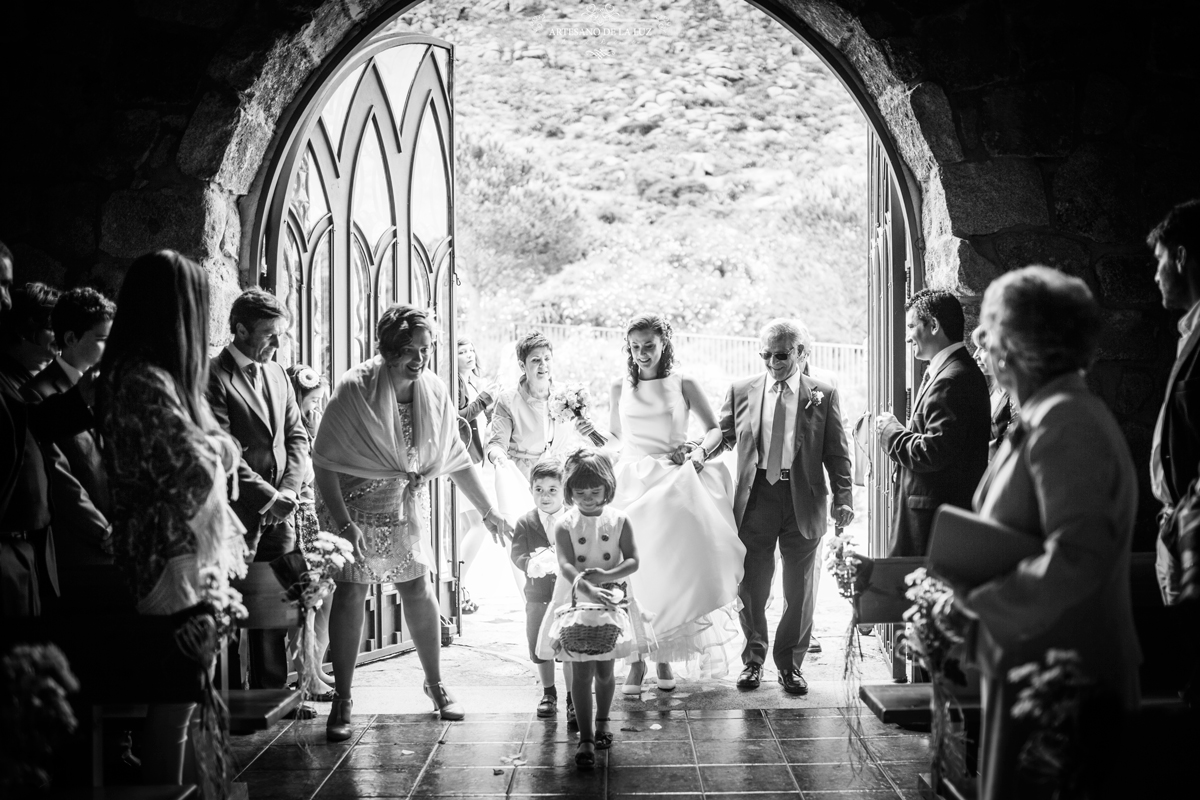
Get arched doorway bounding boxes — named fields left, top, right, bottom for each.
left=251, top=30, right=460, bottom=659
left=250, top=0, right=922, bottom=663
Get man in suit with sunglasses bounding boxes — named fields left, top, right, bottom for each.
left=717, top=319, right=854, bottom=695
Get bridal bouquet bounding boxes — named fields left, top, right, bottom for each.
left=549, top=383, right=605, bottom=446
left=1009, top=649, right=1095, bottom=793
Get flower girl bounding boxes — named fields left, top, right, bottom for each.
left=536, top=448, right=655, bottom=770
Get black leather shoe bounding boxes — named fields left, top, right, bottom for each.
left=736, top=663, right=763, bottom=690
left=536, top=691, right=557, bottom=718
left=778, top=668, right=809, bottom=695
left=809, top=637, right=822, bottom=654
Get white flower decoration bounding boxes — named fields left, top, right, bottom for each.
left=807, top=389, right=825, bottom=409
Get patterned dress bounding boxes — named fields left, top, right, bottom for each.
left=318, top=401, right=430, bottom=584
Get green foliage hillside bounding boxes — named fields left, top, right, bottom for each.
left=397, top=0, right=868, bottom=344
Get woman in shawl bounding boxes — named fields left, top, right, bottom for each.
left=315, top=305, right=513, bottom=741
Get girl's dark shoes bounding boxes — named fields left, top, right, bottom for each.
left=566, top=694, right=578, bottom=731
left=595, top=718, right=613, bottom=750
left=424, top=681, right=466, bottom=720
left=326, top=697, right=353, bottom=742
left=575, top=739, right=596, bottom=770
left=536, top=690, right=557, bottom=718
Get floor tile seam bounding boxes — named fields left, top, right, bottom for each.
left=682, top=711, right=704, bottom=796
left=403, top=721, right=466, bottom=800
left=841, top=712, right=905, bottom=800
left=306, top=723, right=378, bottom=800
left=761, top=713, right=806, bottom=800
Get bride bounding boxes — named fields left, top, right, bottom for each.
left=584, top=313, right=745, bottom=692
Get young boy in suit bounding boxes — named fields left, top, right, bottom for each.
left=510, top=458, right=574, bottom=724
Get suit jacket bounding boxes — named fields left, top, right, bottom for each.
left=510, top=508, right=557, bottom=603
left=881, top=346, right=990, bottom=556
left=21, top=361, right=112, bottom=566
left=1158, top=317, right=1200, bottom=506
left=969, top=372, right=1141, bottom=708
left=207, top=349, right=309, bottom=539
left=718, top=370, right=853, bottom=538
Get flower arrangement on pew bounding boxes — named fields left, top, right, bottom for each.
left=824, top=530, right=875, bottom=772
left=0, top=644, right=80, bottom=793
left=1009, top=649, right=1095, bottom=796
left=549, top=383, right=606, bottom=446
left=284, top=529, right=354, bottom=702
left=902, top=568, right=970, bottom=787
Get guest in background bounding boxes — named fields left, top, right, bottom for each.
left=974, top=345, right=1018, bottom=462
left=1147, top=200, right=1200, bottom=707
left=487, top=331, right=570, bottom=479
left=0, top=279, right=63, bottom=613
left=0, top=282, right=59, bottom=389
left=0, top=244, right=92, bottom=617
left=285, top=363, right=335, bottom=701
left=22, top=287, right=117, bottom=610
left=207, top=288, right=309, bottom=691
left=875, top=289, right=990, bottom=556
left=456, top=337, right=496, bottom=614
left=96, top=250, right=248, bottom=786
left=955, top=266, right=1139, bottom=800
left=314, top=304, right=512, bottom=740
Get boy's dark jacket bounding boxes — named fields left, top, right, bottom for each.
left=510, top=508, right=557, bottom=603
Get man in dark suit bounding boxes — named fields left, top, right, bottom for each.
left=0, top=244, right=92, bottom=616
left=208, top=288, right=309, bottom=689
left=1149, top=200, right=1200, bottom=609
left=718, top=319, right=854, bottom=695
left=875, top=289, right=990, bottom=557
left=22, top=288, right=116, bottom=607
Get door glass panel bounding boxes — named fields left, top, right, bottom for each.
left=376, top=240, right=396, bottom=320
left=375, top=45, right=427, bottom=120
left=310, top=228, right=332, bottom=382
left=280, top=228, right=300, bottom=369
left=352, top=119, right=393, bottom=252
left=321, top=63, right=367, bottom=154
left=432, top=48, right=449, bottom=82
left=411, top=244, right=431, bottom=309
left=303, top=146, right=330, bottom=232
left=411, top=103, right=449, bottom=246
left=351, top=234, right=371, bottom=367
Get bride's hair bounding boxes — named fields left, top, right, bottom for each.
left=624, top=313, right=675, bottom=390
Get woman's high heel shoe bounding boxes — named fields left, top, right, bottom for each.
left=326, top=697, right=353, bottom=742
left=424, top=682, right=465, bottom=721
left=621, top=661, right=646, bottom=695
left=655, top=663, right=676, bottom=692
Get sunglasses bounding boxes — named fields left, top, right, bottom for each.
left=759, top=350, right=796, bottom=362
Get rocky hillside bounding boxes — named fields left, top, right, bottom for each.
left=394, top=0, right=868, bottom=342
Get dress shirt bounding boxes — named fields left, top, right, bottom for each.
left=538, top=508, right=564, bottom=541
left=224, top=344, right=287, bottom=514
left=758, top=368, right=802, bottom=468
left=926, top=341, right=966, bottom=377
left=1151, top=299, right=1200, bottom=504
left=55, top=356, right=84, bottom=386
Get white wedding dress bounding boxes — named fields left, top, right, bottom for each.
left=612, top=373, right=746, bottom=677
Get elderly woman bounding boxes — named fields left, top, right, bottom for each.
left=955, top=266, right=1139, bottom=799
left=315, top=305, right=512, bottom=740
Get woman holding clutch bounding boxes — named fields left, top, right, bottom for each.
left=951, top=266, right=1139, bottom=799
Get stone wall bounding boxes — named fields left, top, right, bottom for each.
left=2, top=0, right=1198, bottom=543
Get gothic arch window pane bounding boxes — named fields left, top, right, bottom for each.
left=321, top=63, right=366, bottom=155
left=411, top=103, right=450, bottom=247
left=351, top=234, right=371, bottom=365
left=352, top=118, right=394, bottom=255
left=376, top=239, right=396, bottom=321
left=280, top=227, right=301, bottom=368
left=375, top=45, right=426, bottom=124
left=302, top=146, right=330, bottom=234
left=310, top=227, right=332, bottom=380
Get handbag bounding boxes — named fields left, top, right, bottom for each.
left=551, top=581, right=630, bottom=657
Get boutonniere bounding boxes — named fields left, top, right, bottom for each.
left=807, top=389, right=825, bottom=410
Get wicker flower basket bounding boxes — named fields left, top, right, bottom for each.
left=552, top=582, right=629, bottom=657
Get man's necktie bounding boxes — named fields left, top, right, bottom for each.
left=765, top=380, right=788, bottom=484
left=246, top=362, right=269, bottom=410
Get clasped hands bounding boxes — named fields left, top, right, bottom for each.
left=668, top=441, right=707, bottom=472
left=574, top=568, right=621, bottom=607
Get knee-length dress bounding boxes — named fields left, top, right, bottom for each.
left=536, top=506, right=655, bottom=662
left=612, top=373, right=745, bottom=676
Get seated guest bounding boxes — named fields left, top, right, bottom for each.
left=22, top=288, right=117, bottom=607
left=96, top=250, right=248, bottom=786
left=974, top=345, right=1018, bottom=461
left=951, top=266, right=1139, bottom=800
left=875, top=289, right=991, bottom=556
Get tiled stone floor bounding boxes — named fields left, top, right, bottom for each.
left=232, top=707, right=929, bottom=799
